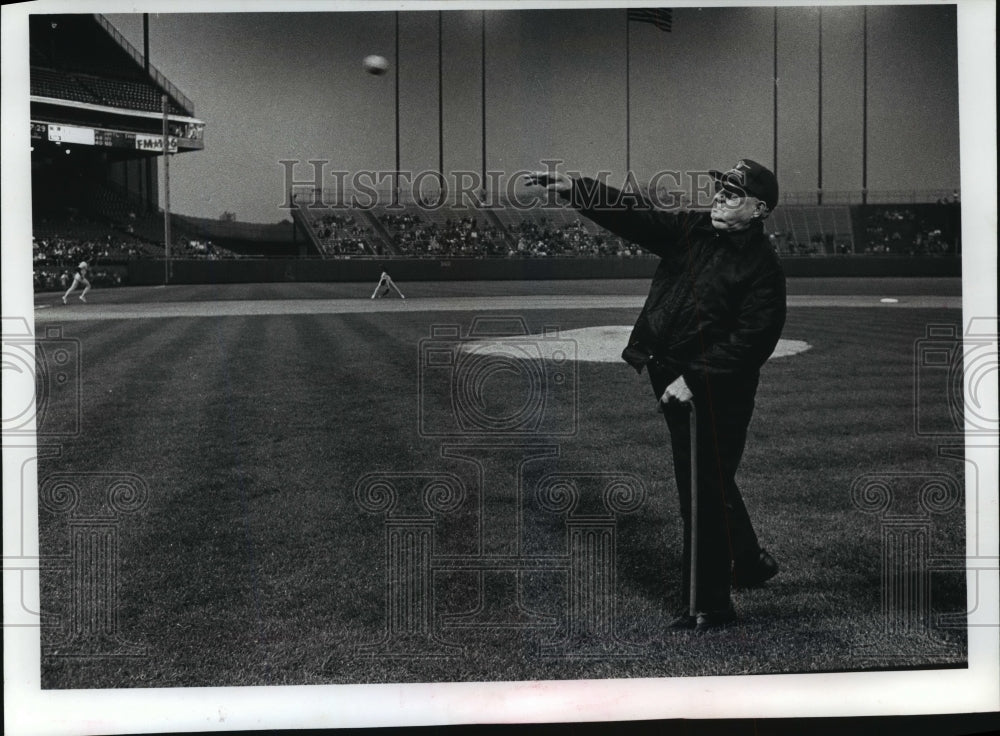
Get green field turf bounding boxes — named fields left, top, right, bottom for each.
left=36, top=296, right=967, bottom=687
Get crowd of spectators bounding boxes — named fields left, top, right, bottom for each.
left=173, top=237, right=240, bottom=259
left=312, top=212, right=372, bottom=256
left=380, top=213, right=507, bottom=257
left=862, top=207, right=956, bottom=255
left=32, top=234, right=133, bottom=291
left=34, top=267, right=125, bottom=292
left=32, top=231, right=247, bottom=290
left=510, top=217, right=640, bottom=258
left=774, top=234, right=856, bottom=255
left=33, top=233, right=143, bottom=264
left=33, top=199, right=961, bottom=277
left=377, top=212, right=646, bottom=259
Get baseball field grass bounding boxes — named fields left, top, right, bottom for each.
left=34, top=280, right=967, bottom=687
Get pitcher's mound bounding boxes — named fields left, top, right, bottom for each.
left=461, top=325, right=810, bottom=363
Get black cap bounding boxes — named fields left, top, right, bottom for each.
left=709, top=159, right=779, bottom=211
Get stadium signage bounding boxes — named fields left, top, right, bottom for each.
left=31, top=120, right=182, bottom=153
left=94, top=129, right=137, bottom=148
left=135, top=134, right=179, bottom=153
left=46, top=123, right=95, bottom=146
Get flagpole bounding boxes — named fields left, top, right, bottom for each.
left=144, top=14, right=154, bottom=211
left=817, top=7, right=823, bottom=206
left=625, top=14, right=631, bottom=176
left=773, top=7, right=778, bottom=179
left=623, top=10, right=672, bottom=178
left=394, top=11, right=400, bottom=207
left=862, top=6, right=868, bottom=205
left=438, top=11, right=444, bottom=187
left=161, top=94, right=171, bottom=284
left=481, top=10, right=487, bottom=197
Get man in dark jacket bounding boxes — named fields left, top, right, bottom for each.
left=527, top=160, right=786, bottom=631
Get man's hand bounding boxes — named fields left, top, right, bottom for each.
left=524, top=171, right=573, bottom=194
left=659, top=375, right=693, bottom=407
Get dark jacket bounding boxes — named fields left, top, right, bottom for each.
left=567, top=177, right=787, bottom=397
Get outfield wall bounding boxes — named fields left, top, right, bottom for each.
left=126, top=256, right=961, bottom=285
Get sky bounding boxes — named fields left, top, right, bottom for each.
left=84, top=5, right=961, bottom=223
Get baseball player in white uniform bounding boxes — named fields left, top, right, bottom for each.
left=62, top=261, right=91, bottom=304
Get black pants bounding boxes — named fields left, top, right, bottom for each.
left=649, top=364, right=762, bottom=611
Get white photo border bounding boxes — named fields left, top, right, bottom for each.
left=3, top=0, right=997, bottom=733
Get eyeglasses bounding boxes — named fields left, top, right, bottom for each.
left=713, top=183, right=746, bottom=204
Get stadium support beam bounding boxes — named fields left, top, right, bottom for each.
left=773, top=8, right=778, bottom=181
left=145, top=14, right=154, bottom=210
left=394, top=12, right=400, bottom=208
left=817, top=7, right=823, bottom=206
left=625, top=15, right=631, bottom=175
left=162, top=94, right=171, bottom=284
left=481, top=11, right=486, bottom=197
left=438, top=11, right=444, bottom=182
left=862, top=6, right=869, bottom=206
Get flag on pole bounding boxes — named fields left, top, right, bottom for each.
left=627, top=8, right=673, bottom=32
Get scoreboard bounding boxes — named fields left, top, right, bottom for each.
left=31, top=120, right=204, bottom=153
left=94, top=129, right=136, bottom=149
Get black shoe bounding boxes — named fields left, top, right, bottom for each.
left=695, top=605, right=737, bottom=633
left=732, top=548, right=779, bottom=589
left=667, top=609, right=696, bottom=631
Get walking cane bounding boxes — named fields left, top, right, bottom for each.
left=688, top=398, right=698, bottom=620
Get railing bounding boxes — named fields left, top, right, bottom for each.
left=93, top=14, right=193, bottom=115
left=782, top=190, right=959, bottom=206
left=293, top=186, right=960, bottom=209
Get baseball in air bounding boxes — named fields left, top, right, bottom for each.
left=363, top=55, right=389, bottom=75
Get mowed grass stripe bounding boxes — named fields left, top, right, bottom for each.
left=121, top=316, right=326, bottom=687
left=738, top=307, right=965, bottom=654
left=39, top=317, right=274, bottom=687
left=34, top=317, right=151, bottom=447
left=784, top=307, right=959, bottom=356
left=278, top=313, right=444, bottom=670
left=209, top=315, right=300, bottom=684
left=40, top=317, right=227, bottom=474
left=129, top=313, right=439, bottom=684
left=45, top=317, right=351, bottom=686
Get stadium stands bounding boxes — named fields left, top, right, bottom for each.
left=854, top=203, right=961, bottom=255
left=30, top=67, right=102, bottom=105
left=31, top=66, right=188, bottom=115
left=32, top=183, right=962, bottom=290
left=294, top=205, right=377, bottom=258
left=374, top=207, right=507, bottom=258
left=289, top=190, right=652, bottom=260
left=32, top=233, right=138, bottom=291
left=764, top=205, right=855, bottom=255
left=75, top=73, right=188, bottom=115
left=505, top=214, right=641, bottom=258
left=288, top=194, right=960, bottom=262
left=30, top=14, right=193, bottom=116
left=32, top=191, right=962, bottom=292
